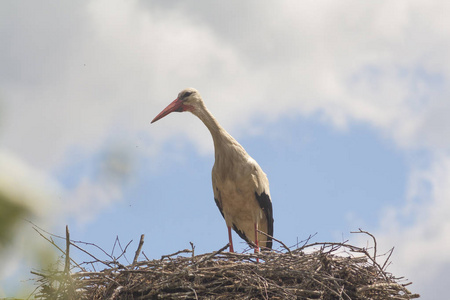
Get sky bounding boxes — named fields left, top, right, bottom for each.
left=1, top=0, right=450, bottom=298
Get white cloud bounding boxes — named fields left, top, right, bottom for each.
left=63, top=142, right=136, bottom=224
left=65, top=177, right=122, bottom=224
left=1, top=0, right=251, bottom=168
left=2, top=0, right=449, bottom=167
left=372, top=153, right=450, bottom=296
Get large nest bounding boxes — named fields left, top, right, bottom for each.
left=31, top=227, right=419, bottom=299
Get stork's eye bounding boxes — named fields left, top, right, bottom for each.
left=183, top=91, right=193, bottom=99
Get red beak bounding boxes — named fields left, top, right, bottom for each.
left=151, top=98, right=184, bottom=123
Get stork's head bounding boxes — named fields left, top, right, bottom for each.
left=151, top=88, right=202, bottom=123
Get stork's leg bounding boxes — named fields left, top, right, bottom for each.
left=254, top=222, right=260, bottom=252
left=254, top=222, right=260, bottom=263
left=227, top=226, right=234, bottom=252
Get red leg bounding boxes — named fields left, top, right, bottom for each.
left=254, top=223, right=260, bottom=263
left=254, top=222, right=260, bottom=252
left=228, top=226, right=234, bottom=252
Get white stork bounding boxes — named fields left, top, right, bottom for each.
left=151, top=88, right=274, bottom=254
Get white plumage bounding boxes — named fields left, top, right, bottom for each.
left=152, top=88, right=273, bottom=252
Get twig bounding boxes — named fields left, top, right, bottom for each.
left=160, top=249, right=192, bottom=261
left=114, top=238, right=133, bottom=264
left=193, top=243, right=230, bottom=266
left=70, top=240, right=113, bottom=260
left=133, top=234, right=145, bottom=265
left=189, top=287, right=199, bottom=300
left=142, top=251, right=150, bottom=261
left=29, top=220, right=110, bottom=270
left=297, top=241, right=351, bottom=252
left=32, top=227, right=85, bottom=271
left=351, top=229, right=377, bottom=263
left=257, top=230, right=291, bottom=255
left=64, top=225, right=70, bottom=274
left=350, top=229, right=388, bottom=280
left=298, top=232, right=318, bottom=249
left=357, top=282, right=407, bottom=293
left=69, top=241, right=114, bottom=268
left=190, top=242, right=195, bottom=264
left=382, top=247, right=395, bottom=271
left=109, top=286, right=123, bottom=300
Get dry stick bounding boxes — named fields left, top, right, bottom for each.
left=257, top=230, right=292, bottom=255
left=221, top=251, right=259, bottom=261
left=311, top=277, right=343, bottom=299
left=26, top=282, right=43, bottom=300
left=64, top=225, right=76, bottom=300
left=142, top=251, right=150, bottom=261
left=350, top=229, right=388, bottom=280
left=109, top=286, right=123, bottom=300
left=160, top=249, right=193, bottom=261
left=30, top=271, right=47, bottom=277
left=189, top=287, right=199, bottom=300
left=133, top=234, right=145, bottom=265
left=64, top=225, right=70, bottom=274
left=381, top=247, right=395, bottom=271
left=32, top=227, right=85, bottom=271
left=190, top=242, right=196, bottom=264
left=193, top=243, right=230, bottom=266
left=115, top=239, right=133, bottom=266
left=70, top=240, right=112, bottom=260
left=69, top=241, right=114, bottom=268
left=29, top=220, right=113, bottom=265
left=352, top=229, right=377, bottom=263
left=190, top=242, right=195, bottom=257
left=299, top=241, right=352, bottom=253
left=297, top=232, right=318, bottom=249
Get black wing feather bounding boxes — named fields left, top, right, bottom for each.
left=232, top=223, right=253, bottom=246
left=255, top=191, right=274, bottom=249
left=214, top=197, right=224, bottom=218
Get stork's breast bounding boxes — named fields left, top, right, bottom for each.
left=218, top=178, right=263, bottom=223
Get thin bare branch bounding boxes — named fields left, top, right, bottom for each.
left=32, top=226, right=85, bottom=271
left=64, top=225, right=70, bottom=274
left=133, top=234, right=145, bottom=265
left=257, top=229, right=291, bottom=254
left=160, top=248, right=193, bottom=261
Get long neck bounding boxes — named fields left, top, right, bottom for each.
left=192, top=101, right=249, bottom=180
left=192, top=103, right=229, bottom=149
left=191, top=101, right=247, bottom=164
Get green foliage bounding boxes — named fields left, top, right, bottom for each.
left=0, top=191, right=30, bottom=248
